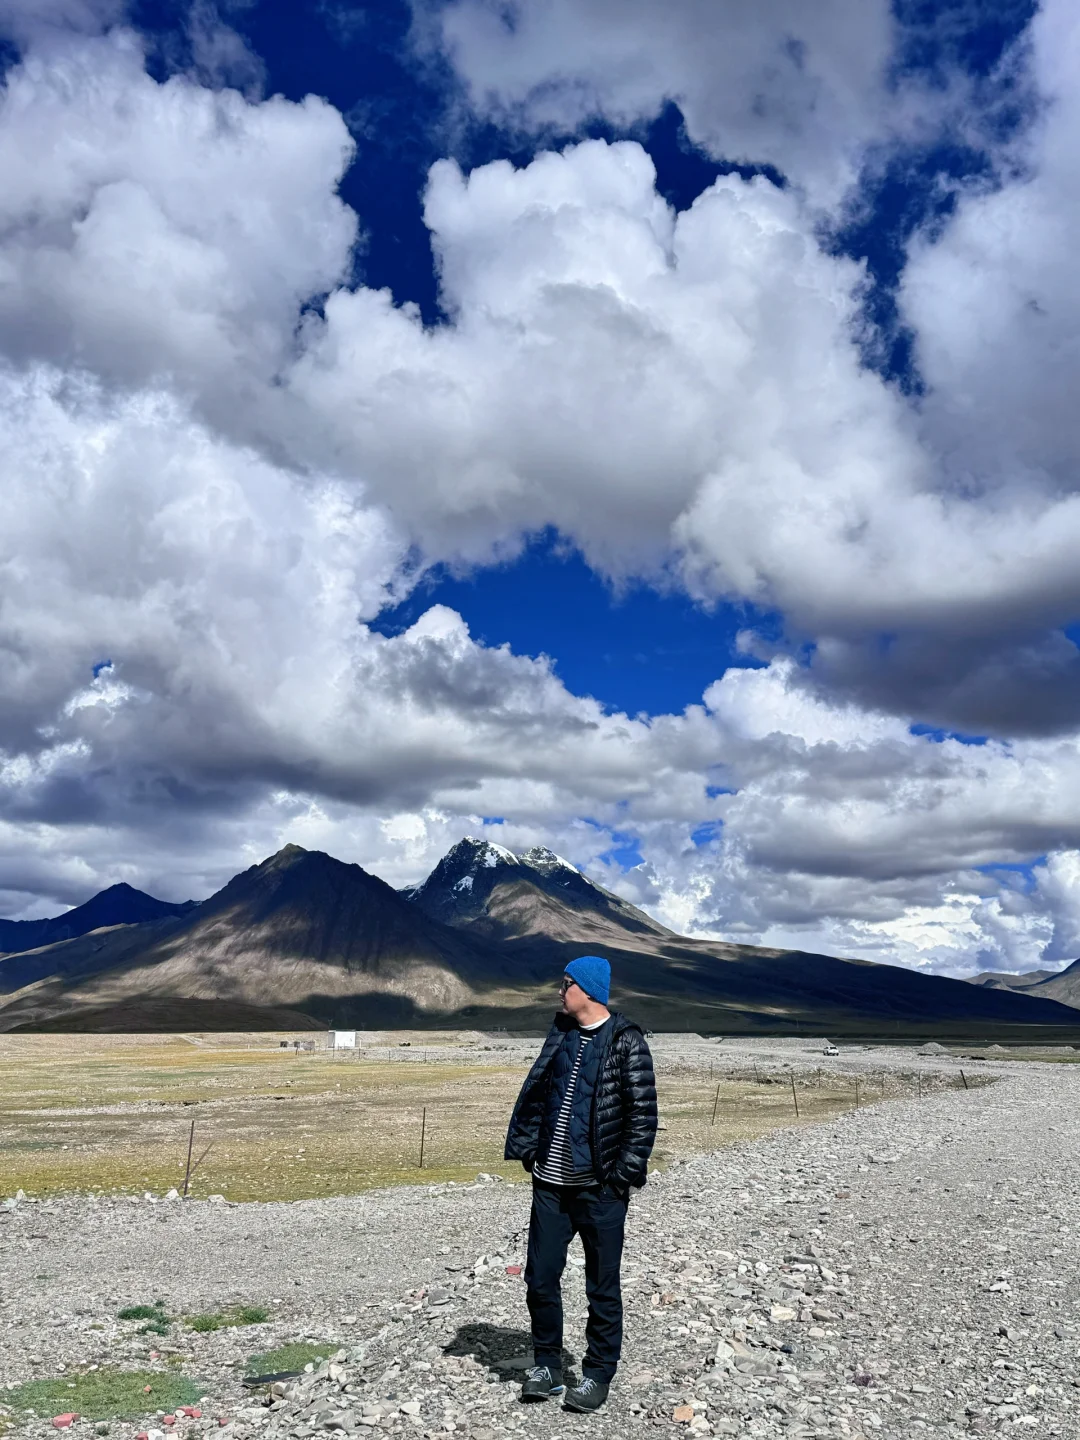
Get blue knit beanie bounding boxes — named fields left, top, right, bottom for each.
left=565, top=954, right=611, bottom=1005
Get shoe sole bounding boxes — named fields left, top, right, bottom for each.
left=521, top=1388, right=565, bottom=1402
left=563, top=1397, right=606, bottom=1413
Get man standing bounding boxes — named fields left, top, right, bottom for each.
left=504, top=955, right=658, bottom=1414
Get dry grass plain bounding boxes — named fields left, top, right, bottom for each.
left=0, top=1031, right=946, bottom=1201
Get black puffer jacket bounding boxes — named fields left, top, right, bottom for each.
left=505, top=1011, right=658, bottom=1188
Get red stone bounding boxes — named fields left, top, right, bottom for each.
left=52, top=1415, right=79, bottom=1429
left=162, top=1417, right=176, bottom=1427
left=505, top=1265, right=522, bottom=1276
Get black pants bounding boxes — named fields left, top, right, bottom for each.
left=525, top=1178, right=629, bottom=1383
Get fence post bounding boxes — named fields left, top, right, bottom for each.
left=182, top=1119, right=195, bottom=1198
left=960, top=1070, right=969, bottom=1090
left=419, top=1107, right=427, bottom=1169
left=711, top=1082, right=722, bottom=1125
left=855, top=1077, right=860, bottom=1108
left=790, top=1073, right=800, bottom=1118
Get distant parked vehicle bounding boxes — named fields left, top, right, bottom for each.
left=823, top=1044, right=840, bottom=1057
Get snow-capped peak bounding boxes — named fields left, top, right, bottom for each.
left=407, top=835, right=586, bottom=911
left=447, top=835, right=517, bottom=868
left=521, top=845, right=579, bottom=874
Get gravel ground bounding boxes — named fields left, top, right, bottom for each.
left=2, top=1046, right=1079, bottom=1439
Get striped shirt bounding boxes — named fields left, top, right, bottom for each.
left=533, top=1017, right=607, bottom=1187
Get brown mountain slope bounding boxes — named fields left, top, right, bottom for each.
left=5, top=841, right=1080, bottom=1038
left=473, top=932, right=1080, bottom=1035
left=0, top=846, right=510, bottom=1032
left=1021, top=958, right=1080, bottom=1008
left=966, top=968, right=1058, bottom=991
left=406, top=840, right=1080, bottom=1037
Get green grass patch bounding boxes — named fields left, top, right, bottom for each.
left=118, top=1302, right=171, bottom=1335
left=9, top=1371, right=201, bottom=1421
left=246, top=1341, right=336, bottom=1375
left=118, top=1303, right=168, bottom=1323
left=186, top=1304, right=269, bottom=1333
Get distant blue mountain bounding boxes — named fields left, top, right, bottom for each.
left=0, top=883, right=195, bottom=956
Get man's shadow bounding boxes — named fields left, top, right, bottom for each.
left=443, top=1322, right=578, bottom=1385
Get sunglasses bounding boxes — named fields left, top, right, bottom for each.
left=559, top=977, right=578, bottom=994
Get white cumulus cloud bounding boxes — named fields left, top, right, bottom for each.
left=2, top=5, right=1080, bottom=982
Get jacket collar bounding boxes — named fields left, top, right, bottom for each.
left=550, top=1009, right=637, bottom=1037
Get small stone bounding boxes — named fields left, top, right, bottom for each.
left=712, top=1341, right=735, bottom=1370
left=426, top=1288, right=451, bottom=1306
left=313, top=1410, right=349, bottom=1431
left=673, top=1404, right=695, bottom=1423
left=505, top=1265, right=522, bottom=1276
left=52, top=1415, right=79, bottom=1429
left=399, top=1402, right=421, bottom=1416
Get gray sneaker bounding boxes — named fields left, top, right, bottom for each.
left=563, top=1376, right=610, bottom=1412
left=521, top=1365, right=564, bottom=1401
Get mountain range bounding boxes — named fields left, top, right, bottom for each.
left=966, top=962, right=1080, bottom=1009
left=2, top=838, right=1080, bottom=1039
left=0, top=883, right=194, bottom=959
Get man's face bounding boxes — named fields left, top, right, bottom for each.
left=559, top=974, right=586, bottom=1019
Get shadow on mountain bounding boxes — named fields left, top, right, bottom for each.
left=4, top=839, right=1080, bottom=1041
left=0, top=884, right=195, bottom=958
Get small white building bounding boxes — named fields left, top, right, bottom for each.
left=328, top=1029, right=357, bottom=1049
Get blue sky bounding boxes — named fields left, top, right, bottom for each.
left=112, top=0, right=1041, bottom=721
left=3, top=0, right=1080, bottom=976
left=128, top=0, right=782, bottom=718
